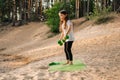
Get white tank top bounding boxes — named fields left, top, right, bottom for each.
left=62, top=20, right=75, bottom=42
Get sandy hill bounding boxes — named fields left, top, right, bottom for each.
left=0, top=13, right=120, bottom=80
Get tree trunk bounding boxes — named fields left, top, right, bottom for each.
left=39, top=0, right=42, bottom=16
left=12, top=0, right=16, bottom=26
left=83, top=0, right=86, bottom=16
left=87, top=0, right=90, bottom=16
left=18, top=0, right=23, bottom=25
left=28, top=0, right=31, bottom=21
left=76, top=0, right=80, bottom=18
left=113, top=0, right=116, bottom=11
left=15, top=1, right=17, bottom=21
left=104, top=0, right=106, bottom=8
left=24, top=0, right=27, bottom=24
left=101, top=0, right=103, bottom=10
left=35, top=0, right=38, bottom=16
left=8, top=0, right=11, bottom=22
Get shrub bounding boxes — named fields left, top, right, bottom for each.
left=44, top=3, right=62, bottom=33
left=87, top=6, right=112, bottom=20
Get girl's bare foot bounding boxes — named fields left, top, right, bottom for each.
left=63, top=60, right=69, bottom=65
left=69, top=61, right=73, bottom=65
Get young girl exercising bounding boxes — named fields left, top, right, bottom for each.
left=58, top=10, right=75, bottom=65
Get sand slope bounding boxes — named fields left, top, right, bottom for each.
left=0, top=15, right=120, bottom=80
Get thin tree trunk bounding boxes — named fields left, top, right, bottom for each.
left=104, top=0, right=106, bottom=8
left=113, top=0, right=116, bottom=11
left=83, top=0, right=86, bottom=16
left=8, top=0, right=11, bottom=22
left=18, top=0, right=23, bottom=25
left=87, top=0, right=90, bottom=16
left=24, top=0, right=27, bottom=24
left=30, top=0, right=33, bottom=17
left=19, top=0, right=22, bottom=21
left=28, top=0, right=31, bottom=20
left=15, top=1, right=17, bottom=21
left=99, top=0, right=102, bottom=11
left=76, top=0, right=80, bottom=18
left=12, top=0, right=16, bottom=26
left=39, top=0, right=42, bottom=16
left=31, top=0, right=33, bottom=8
left=35, top=0, right=38, bottom=16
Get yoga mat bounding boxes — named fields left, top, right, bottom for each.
left=48, top=60, right=86, bottom=72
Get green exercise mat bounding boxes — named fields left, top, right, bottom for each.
left=48, top=60, right=86, bottom=72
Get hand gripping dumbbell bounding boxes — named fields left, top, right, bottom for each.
left=58, top=40, right=63, bottom=46
left=62, top=35, right=69, bottom=43
left=58, top=35, right=69, bottom=46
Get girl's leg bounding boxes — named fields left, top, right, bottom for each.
left=64, top=42, right=69, bottom=64
left=67, top=41, right=73, bottom=65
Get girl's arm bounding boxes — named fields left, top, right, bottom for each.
left=65, top=26, right=71, bottom=36
left=64, top=21, right=72, bottom=37
left=59, top=32, right=64, bottom=40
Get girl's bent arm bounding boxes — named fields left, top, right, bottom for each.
left=66, top=26, right=71, bottom=36
left=65, top=21, right=72, bottom=37
left=59, top=32, right=64, bottom=40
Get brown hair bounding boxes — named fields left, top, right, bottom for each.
left=59, top=10, right=69, bottom=32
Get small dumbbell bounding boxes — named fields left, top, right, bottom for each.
left=62, top=35, right=69, bottom=43
left=58, top=40, right=63, bottom=46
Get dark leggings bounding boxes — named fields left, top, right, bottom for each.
left=64, top=41, right=73, bottom=61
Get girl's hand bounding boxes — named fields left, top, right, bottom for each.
left=63, top=35, right=69, bottom=40
left=58, top=40, right=63, bottom=46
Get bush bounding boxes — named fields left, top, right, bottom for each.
left=87, top=6, right=112, bottom=20
left=44, top=3, right=62, bottom=33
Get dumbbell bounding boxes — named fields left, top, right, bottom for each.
left=58, top=40, right=63, bottom=46
left=62, top=35, right=69, bottom=43
left=58, top=35, right=69, bottom=46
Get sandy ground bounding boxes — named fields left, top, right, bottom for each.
left=0, top=14, right=120, bottom=80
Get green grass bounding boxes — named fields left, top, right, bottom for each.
left=48, top=60, right=86, bottom=72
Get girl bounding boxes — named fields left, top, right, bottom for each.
left=58, top=10, right=75, bottom=65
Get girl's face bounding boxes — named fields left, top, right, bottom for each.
left=59, top=13, right=67, bottom=21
